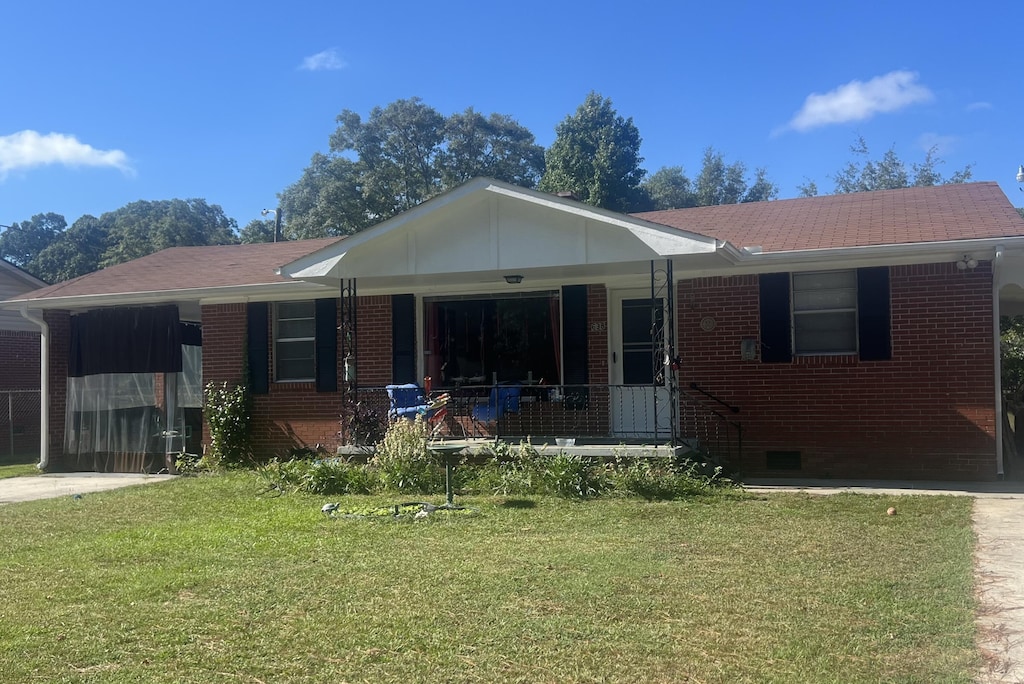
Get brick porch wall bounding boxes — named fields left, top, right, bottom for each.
left=678, top=262, right=997, bottom=480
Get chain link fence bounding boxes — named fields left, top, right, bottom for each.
left=0, top=390, right=41, bottom=464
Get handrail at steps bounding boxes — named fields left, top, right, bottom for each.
left=689, top=382, right=740, bottom=414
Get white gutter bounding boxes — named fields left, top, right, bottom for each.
left=994, top=246, right=1005, bottom=477
left=0, top=279, right=338, bottom=312
left=18, top=306, right=48, bottom=471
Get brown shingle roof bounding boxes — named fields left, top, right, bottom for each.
left=14, top=238, right=342, bottom=301
left=633, top=182, right=1024, bottom=252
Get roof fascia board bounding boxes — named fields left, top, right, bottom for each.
left=705, top=236, right=1024, bottom=274
left=482, top=182, right=718, bottom=246
left=0, top=281, right=338, bottom=311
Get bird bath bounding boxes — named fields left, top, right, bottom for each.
left=426, top=441, right=468, bottom=506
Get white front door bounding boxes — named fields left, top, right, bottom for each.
left=609, top=290, right=672, bottom=439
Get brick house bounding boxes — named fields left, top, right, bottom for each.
left=5, top=178, right=1024, bottom=480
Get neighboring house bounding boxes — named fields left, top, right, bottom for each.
left=5, top=178, right=1024, bottom=480
left=0, top=259, right=46, bottom=461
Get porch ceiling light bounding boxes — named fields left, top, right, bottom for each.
left=956, top=254, right=978, bottom=270
left=504, top=274, right=524, bottom=284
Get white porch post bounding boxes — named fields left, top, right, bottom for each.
left=19, top=305, right=48, bottom=470
left=994, top=247, right=1004, bottom=477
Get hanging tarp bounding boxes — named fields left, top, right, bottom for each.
left=69, top=305, right=183, bottom=377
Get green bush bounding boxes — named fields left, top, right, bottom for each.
left=371, top=417, right=444, bottom=493
left=542, top=452, right=609, bottom=499
left=203, top=382, right=252, bottom=468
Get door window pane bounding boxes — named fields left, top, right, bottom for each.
left=621, top=298, right=663, bottom=385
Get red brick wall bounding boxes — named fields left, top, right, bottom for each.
left=0, top=330, right=41, bottom=390
left=678, top=262, right=997, bottom=480
left=355, top=296, right=394, bottom=387
left=201, top=296, right=397, bottom=459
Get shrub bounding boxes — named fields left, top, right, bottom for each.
left=340, top=400, right=386, bottom=446
left=371, top=417, right=444, bottom=493
left=541, top=452, right=609, bottom=499
left=203, top=382, right=252, bottom=468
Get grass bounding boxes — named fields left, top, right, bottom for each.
left=0, top=452, right=39, bottom=479
left=0, top=472, right=977, bottom=682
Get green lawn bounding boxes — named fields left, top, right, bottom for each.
left=0, top=452, right=39, bottom=479
left=0, top=472, right=977, bottom=682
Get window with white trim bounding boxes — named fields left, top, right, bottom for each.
left=274, top=300, right=316, bottom=381
left=792, top=270, right=857, bottom=355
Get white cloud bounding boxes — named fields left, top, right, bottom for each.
left=785, top=70, right=934, bottom=132
left=299, top=48, right=347, bottom=72
left=966, top=101, right=993, bottom=112
left=0, top=130, right=133, bottom=178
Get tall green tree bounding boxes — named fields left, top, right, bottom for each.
left=800, top=136, right=974, bottom=196
left=642, top=166, right=695, bottom=210
left=4, top=199, right=238, bottom=283
left=239, top=218, right=279, bottom=244
left=99, top=199, right=237, bottom=266
left=32, top=215, right=108, bottom=283
left=280, top=98, right=545, bottom=238
left=538, top=92, right=647, bottom=212
left=641, top=150, right=779, bottom=211
left=439, top=108, right=545, bottom=188
left=0, top=212, right=67, bottom=272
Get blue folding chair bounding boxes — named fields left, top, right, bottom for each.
left=472, top=384, right=522, bottom=423
left=386, top=384, right=430, bottom=420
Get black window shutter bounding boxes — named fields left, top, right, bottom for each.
left=392, top=294, right=416, bottom=384
left=561, top=285, right=590, bottom=409
left=247, top=302, right=269, bottom=394
left=857, top=266, right=891, bottom=361
left=315, top=298, right=338, bottom=392
left=759, top=273, right=792, bottom=363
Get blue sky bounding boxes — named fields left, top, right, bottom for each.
left=2, top=0, right=1022, bottom=230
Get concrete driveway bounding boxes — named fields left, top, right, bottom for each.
left=0, top=472, right=175, bottom=504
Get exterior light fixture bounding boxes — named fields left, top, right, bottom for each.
left=1017, top=165, right=1024, bottom=184
left=504, top=274, right=524, bottom=284
left=956, top=254, right=979, bottom=270
left=261, top=207, right=282, bottom=243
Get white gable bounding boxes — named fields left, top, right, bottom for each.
left=281, top=179, right=719, bottom=284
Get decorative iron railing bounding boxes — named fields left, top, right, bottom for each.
left=680, top=383, right=742, bottom=470
left=346, top=382, right=699, bottom=445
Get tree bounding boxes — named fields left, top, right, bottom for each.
left=239, top=218, right=279, bottom=244
left=538, top=92, right=647, bottom=212
left=280, top=98, right=545, bottom=238
left=331, top=98, right=446, bottom=218
left=3, top=198, right=239, bottom=283
left=641, top=149, right=779, bottom=211
left=816, top=136, right=973, bottom=195
left=438, top=108, right=545, bottom=188
left=642, top=166, right=695, bottom=210
left=99, top=199, right=237, bottom=267
left=32, top=215, right=109, bottom=283
left=0, top=212, right=66, bottom=271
